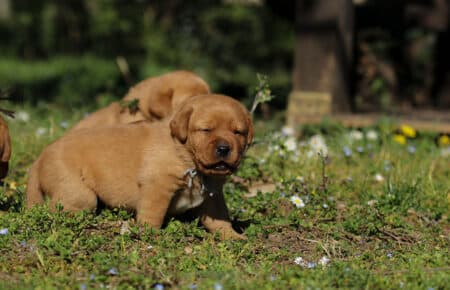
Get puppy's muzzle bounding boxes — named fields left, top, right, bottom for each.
left=215, top=141, right=231, bottom=158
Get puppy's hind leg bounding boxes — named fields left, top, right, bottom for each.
left=47, top=173, right=98, bottom=213
left=26, top=161, right=44, bottom=208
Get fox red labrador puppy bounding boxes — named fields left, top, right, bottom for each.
left=70, top=70, right=210, bottom=131
left=27, top=94, right=253, bottom=239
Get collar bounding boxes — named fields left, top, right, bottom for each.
left=184, top=168, right=206, bottom=193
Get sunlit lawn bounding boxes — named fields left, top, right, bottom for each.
left=0, top=104, right=449, bottom=289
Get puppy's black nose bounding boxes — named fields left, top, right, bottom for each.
left=216, top=144, right=231, bottom=158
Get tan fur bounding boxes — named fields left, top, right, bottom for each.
left=70, top=71, right=210, bottom=131
left=0, top=116, right=11, bottom=181
left=26, top=94, right=253, bottom=239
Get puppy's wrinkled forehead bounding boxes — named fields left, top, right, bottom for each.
left=189, top=96, right=249, bottom=128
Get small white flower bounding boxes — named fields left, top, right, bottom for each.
left=294, top=256, right=305, bottom=265
left=441, top=147, right=450, bottom=157
left=374, top=173, right=384, bottom=182
left=366, top=130, right=378, bottom=141
left=119, top=221, right=130, bottom=235
left=213, top=283, right=223, bottom=290
left=296, top=176, right=304, bottom=182
left=147, top=245, right=153, bottom=250
left=367, top=199, right=377, bottom=206
left=0, top=228, right=8, bottom=235
left=318, top=256, right=330, bottom=266
left=290, top=195, right=305, bottom=208
left=35, top=127, right=48, bottom=137
left=349, top=130, right=363, bottom=141
left=308, top=135, right=328, bottom=157
left=284, top=137, right=297, bottom=152
left=16, top=111, right=30, bottom=122
left=281, top=126, right=295, bottom=137
left=268, top=144, right=280, bottom=153
left=309, top=134, right=326, bottom=147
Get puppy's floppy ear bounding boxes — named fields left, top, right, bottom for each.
left=147, top=87, right=174, bottom=119
left=245, top=113, right=254, bottom=150
left=170, top=105, right=193, bottom=144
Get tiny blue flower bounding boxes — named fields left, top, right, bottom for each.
left=80, top=284, right=87, bottom=290
left=60, top=121, right=69, bottom=129
left=20, top=240, right=27, bottom=247
left=427, top=288, right=435, bottom=290
left=343, top=146, right=352, bottom=157
left=89, top=274, right=96, bottom=280
left=344, top=267, right=351, bottom=272
left=154, top=283, right=164, bottom=290
left=269, top=275, right=276, bottom=281
left=356, top=146, right=364, bottom=153
left=0, top=228, right=8, bottom=235
left=387, top=252, right=393, bottom=259
left=279, top=192, right=286, bottom=197
left=384, top=161, right=391, bottom=172
left=346, top=176, right=353, bottom=183
left=107, top=268, right=118, bottom=275
left=407, top=145, right=416, bottom=154
left=307, top=262, right=317, bottom=269
left=214, top=283, right=223, bottom=290
left=188, top=284, right=198, bottom=290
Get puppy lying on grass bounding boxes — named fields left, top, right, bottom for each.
left=70, top=70, right=210, bottom=131
left=26, top=94, right=253, bottom=239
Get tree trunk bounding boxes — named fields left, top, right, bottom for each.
left=0, top=0, right=10, bottom=20
left=291, top=0, right=353, bottom=113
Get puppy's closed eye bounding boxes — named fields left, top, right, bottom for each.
left=198, top=128, right=212, bottom=133
left=233, top=130, right=246, bottom=136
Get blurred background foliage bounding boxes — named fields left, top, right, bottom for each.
left=0, top=0, right=293, bottom=108
left=0, top=0, right=448, bottom=111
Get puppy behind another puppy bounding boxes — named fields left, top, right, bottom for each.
left=70, top=70, right=210, bottom=131
left=26, top=94, right=253, bottom=239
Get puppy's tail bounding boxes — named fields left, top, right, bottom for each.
left=25, top=160, right=44, bottom=208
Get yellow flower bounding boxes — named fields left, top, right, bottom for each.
left=438, top=135, right=450, bottom=147
left=393, top=134, right=406, bottom=145
left=400, top=125, right=416, bottom=138
left=8, top=182, right=17, bottom=190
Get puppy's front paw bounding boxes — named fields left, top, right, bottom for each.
left=217, top=228, right=247, bottom=240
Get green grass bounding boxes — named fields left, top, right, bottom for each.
left=0, top=104, right=449, bottom=289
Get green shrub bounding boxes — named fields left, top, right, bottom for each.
left=0, top=56, right=122, bottom=107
